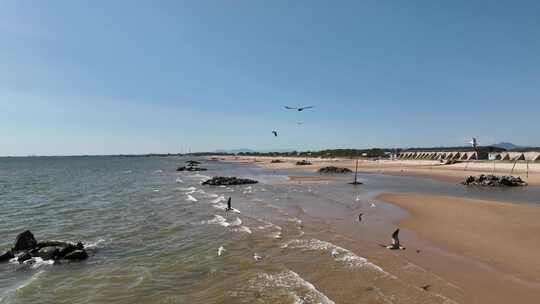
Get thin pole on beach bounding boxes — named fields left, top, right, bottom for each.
left=510, top=159, right=519, bottom=175
left=526, top=160, right=529, bottom=179
left=492, top=160, right=496, bottom=174
left=353, top=157, right=359, bottom=184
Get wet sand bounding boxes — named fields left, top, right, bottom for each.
left=218, top=155, right=540, bottom=186
left=378, top=193, right=540, bottom=303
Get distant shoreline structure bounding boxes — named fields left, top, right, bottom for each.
left=2, top=144, right=540, bottom=159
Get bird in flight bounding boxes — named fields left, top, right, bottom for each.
left=272, top=130, right=278, bottom=137
left=284, top=106, right=314, bottom=112
left=380, top=228, right=406, bottom=250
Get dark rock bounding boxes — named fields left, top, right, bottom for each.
left=462, top=175, right=527, bottom=187
left=202, top=176, right=258, bottom=186
left=18, top=252, right=32, bottom=263
left=13, top=230, right=37, bottom=252
left=176, top=166, right=208, bottom=172
left=36, top=240, right=73, bottom=249
left=318, top=166, right=353, bottom=174
left=0, top=250, right=14, bottom=262
left=270, top=159, right=284, bottom=163
left=295, top=160, right=312, bottom=166
left=34, top=246, right=61, bottom=260
left=64, top=250, right=88, bottom=261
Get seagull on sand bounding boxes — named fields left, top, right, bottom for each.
left=272, top=130, right=278, bottom=137
left=420, top=284, right=431, bottom=291
left=253, top=253, right=263, bottom=261
left=370, top=202, right=376, bottom=208
left=331, top=248, right=339, bottom=257
left=217, top=246, right=225, bottom=256
left=284, top=106, right=314, bottom=112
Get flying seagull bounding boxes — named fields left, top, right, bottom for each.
left=217, top=246, right=225, bottom=256
left=284, top=106, right=314, bottom=112
left=226, top=197, right=232, bottom=211
left=386, top=228, right=405, bottom=250
left=272, top=130, right=278, bottom=137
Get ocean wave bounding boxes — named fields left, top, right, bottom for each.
left=230, top=217, right=242, bottom=226
left=85, top=238, right=106, bottom=250
left=233, top=226, right=252, bottom=234
left=210, top=195, right=226, bottom=204
left=206, top=215, right=230, bottom=227
left=186, top=195, right=198, bottom=202
left=248, top=270, right=335, bottom=304
left=178, top=186, right=197, bottom=192
left=281, top=239, right=390, bottom=276
left=175, top=178, right=184, bottom=183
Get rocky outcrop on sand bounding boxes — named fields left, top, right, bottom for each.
left=1, top=230, right=89, bottom=265
left=318, top=166, right=352, bottom=174
left=462, top=175, right=527, bottom=187
left=295, top=160, right=312, bottom=166
left=202, top=176, right=258, bottom=186
left=270, top=159, right=284, bottom=163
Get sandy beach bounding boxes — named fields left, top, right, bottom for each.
left=218, top=155, right=540, bottom=186
left=214, top=155, right=540, bottom=303
left=378, top=193, right=540, bottom=303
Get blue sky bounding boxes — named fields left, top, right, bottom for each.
left=1, top=1, right=539, bottom=155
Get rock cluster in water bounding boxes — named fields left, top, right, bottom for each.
left=0, top=230, right=89, bottom=264
left=295, top=160, right=312, bottom=166
left=202, top=176, right=258, bottom=186
left=318, top=166, right=353, bottom=174
left=462, top=175, right=527, bottom=187
left=177, top=160, right=207, bottom=172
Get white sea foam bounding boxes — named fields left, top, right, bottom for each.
left=175, top=178, right=184, bottom=183
left=210, top=195, right=226, bottom=204
left=153, top=169, right=163, bottom=174
left=85, top=238, right=105, bottom=249
left=186, top=195, right=198, bottom=202
left=281, top=239, right=390, bottom=276
left=230, top=217, right=242, bottom=226
left=233, top=226, right=252, bottom=234
left=206, top=215, right=230, bottom=227
left=248, top=270, right=335, bottom=304
left=179, top=186, right=197, bottom=192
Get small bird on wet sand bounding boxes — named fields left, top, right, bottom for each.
left=253, top=253, right=263, bottom=261
left=272, top=130, right=278, bottom=137
left=381, top=228, right=406, bottom=250
left=358, top=213, right=363, bottom=222
left=226, top=197, right=232, bottom=211
left=370, top=202, right=376, bottom=208
left=420, top=284, right=431, bottom=291
left=331, top=248, right=339, bottom=257
left=217, top=246, right=225, bottom=256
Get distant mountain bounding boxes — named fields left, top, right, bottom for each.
left=491, top=142, right=520, bottom=150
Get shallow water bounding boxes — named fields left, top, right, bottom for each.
left=1, top=157, right=538, bottom=303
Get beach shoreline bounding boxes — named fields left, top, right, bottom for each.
left=213, top=155, right=540, bottom=186
left=213, top=155, right=540, bottom=303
